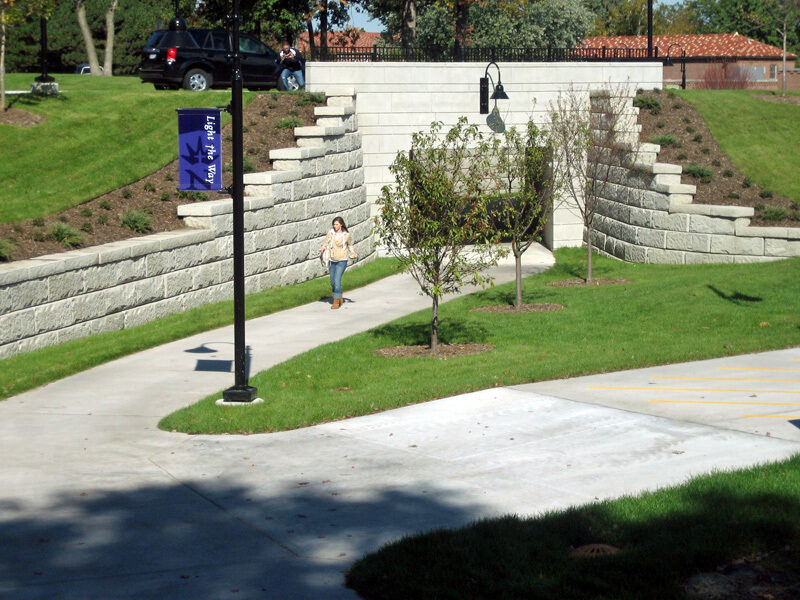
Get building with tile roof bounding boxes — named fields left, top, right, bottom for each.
left=583, top=33, right=798, bottom=90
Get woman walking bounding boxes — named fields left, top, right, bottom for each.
left=320, top=216, right=357, bottom=309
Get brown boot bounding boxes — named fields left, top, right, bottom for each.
left=331, top=298, right=341, bottom=309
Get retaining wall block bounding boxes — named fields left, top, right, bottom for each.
left=192, top=262, right=222, bottom=290
left=666, top=231, right=711, bottom=253
left=0, top=307, right=36, bottom=343
left=83, top=262, right=127, bottom=294
left=146, top=246, right=205, bottom=278
left=733, top=255, right=780, bottom=264
left=58, top=313, right=126, bottom=345
left=0, top=279, right=48, bottom=315
left=764, top=238, right=800, bottom=257
left=709, top=235, right=764, bottom=256
left=121, top=297, right=185, bottom=330
left=647, top=248, right=685, bottom=264
left=685, top=252, right=734, bottom=264
left=134, top=277, right=166, bottom=306
left=623, top=241, right=648, bottom=263
left=689, top=215, right=736, bottom=235
left=327, top=172, right=345, bottom=195
left=35, top=299, right=77, bottom=335
left=652, top=212, right=690, bottom=232
left=245, top=249, right=271, bottom=277
left=637, top=227, right=666, bottom=249
left=46, top=270, right=86, bottom=303
left=164, top=269, right=195, bottom=298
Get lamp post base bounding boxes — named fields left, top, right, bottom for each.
left=31, top=81, right=59, bottom=96
left=220, top=384, right=260, bottom=403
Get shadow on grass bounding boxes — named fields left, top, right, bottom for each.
left=370, top=319, right=488, bottom=346
left=708, top=285, right=763, bottom=305
left=347, top=462, right=800, bottom=599
left=0, top=477, right=485, bottom=599
left=477, top=285, right=562, bottom=307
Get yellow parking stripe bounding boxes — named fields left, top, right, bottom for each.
left=742, top=415, right=800, bottom=419
left=588, top=386, right=800, bottom=394
left=652, top=376, right=800, bottom=383
left=716, top=367, right=800, bottom=372
left=650, top=399, right=800, bottom=406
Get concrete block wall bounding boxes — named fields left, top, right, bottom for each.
left=0, top=91, right=373, bottom=359
left=306, top=61, right=663, bottom=249
left=589, top=91, right=800, bottom=264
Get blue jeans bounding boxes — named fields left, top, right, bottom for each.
left=329, top=259, right=347, bottom=299
left=280, top=68, right=305, bottom=90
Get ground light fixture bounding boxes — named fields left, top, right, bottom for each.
left=479, top=61, right=509, bottom=115
left=665, top=43, right=687, bottom=90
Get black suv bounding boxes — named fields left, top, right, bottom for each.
left=139, top=19, right=295, bottom=91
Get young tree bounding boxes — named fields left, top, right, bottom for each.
left=1, top=0, right=22, bottom=111
left=375, top=118, right=505, bottom=352
left=548, top=86, right=633, bottom=283
left=490, top=120, right=554, bottom=308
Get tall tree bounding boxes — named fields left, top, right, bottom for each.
left=375, top=118, right=504, bottom=352
left=102, top=0, right=116, bottom=75
left=1, top=0, right=23, bottom=110
left=75, top=0, right=101, bottom=74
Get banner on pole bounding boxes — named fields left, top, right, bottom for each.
left=177, top=108, right=222, bottom=191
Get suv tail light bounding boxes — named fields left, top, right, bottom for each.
left=166, top=47, right=177, bottom=63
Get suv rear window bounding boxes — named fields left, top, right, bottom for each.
left=146, top=31, right=165, bottom=48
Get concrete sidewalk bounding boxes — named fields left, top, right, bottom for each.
left=1, top=246, right=799, bottom=600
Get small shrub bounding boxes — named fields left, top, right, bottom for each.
left=673, top=102, right=682, bottom=109
left=242, top=125, right=249, bottom=133
left=275, top=116, right=303, bottom=130
left=728, top=192, right=740, bottom=199
left=0, top=238, right=14, bottom=261
left=634, top=95, right=661, bottom=112
left=723, top=169, right=733, bottom=177
left=32, top=232, right=45, bottom=242
left=762, top=207, right=787, bottom=221
left=267, top=102, right=277, bottom=109
left=683, top=117, right=691, bottom=123
left=247, top=147, right=259, bottom=155
left=692, top=134, right=703, bottom=142
left=142, top=206, right=153, bottom=215
left=677, top=152, right=688, bottom=160
left=12, top=223, right=23, bottom=233
left=755, top=202, right=766, bottom=211
left=143, top=182, right=156, bottom=192
left=80, top=221, right=93, bottom=234
left=48, top=223, right=83, bottom=248
left=759, top=190, right=774, bottom=198
left=650, top=134, right=681, bottom=148
left=58, top=215, right=68, bottom=223
left=685, top=125, right=695, bottom=133
left=791, top=210, right=800, bottom=221
left=791, top=199, right=800, bottom=209
left=224, top=134, right=233, bottom=142
left=712, top=159, right=721, bottom=167
left=120, top=210, right=152, bottom=233
left=701, top=147, right=710, bottom=155
left=243, top=157, right=256, bottom=173
left=80, top=207, right=92, bottom=217
left=177, top=190, right=208, bottom=202
left=742, top=177, right=752, bottom=188
left=685, top=164, right=713, bottom=183
left=295, top=91, right=326, bottom=105
left=248, top=120, right=257, bottom=126
left=97, top=214, right=108, bottom=225
left=656, top=121, right=665, bottom=128
left=32, top=217, right=44, bottom=227
left=121, top=189, right=131, bottom=199
left=164, top=172, right=174, bottom=182
left=259, top=109, right=270, bottom=117
left=160, top=192, right=171, bottom=202
left=288, top=109, right=299, bottom=117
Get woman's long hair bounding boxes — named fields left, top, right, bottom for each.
left=332, top=216, right=348, bottom=232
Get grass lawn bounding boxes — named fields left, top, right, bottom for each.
left=676, top=89, right=800, bottom=201
left=0, top=74, right=250, bottom=223
left=345, top=455, right=800, bottom=599
left=0, top=258, right=400, bottom=401
left=160, top=249, right=800, bottom=434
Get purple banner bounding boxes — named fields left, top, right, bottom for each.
left=177, top=108, right=222, bottom=191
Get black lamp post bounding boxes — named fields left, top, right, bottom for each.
left=665, top=43, right=687, bottom=90
left=35, top=18, right=54, bottom=84
left=647, top=0, right=653, bottom=58
left=221, top=0, right=258, bottom=404
left=479, top=61, right=509, bottom=115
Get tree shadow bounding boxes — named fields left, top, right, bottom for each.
left=347, top=470, right=800, bottom=599
left=0, top=478, right=484, bottom=599
left=477, top=285, right=562, bottom=307
left=707, top=285, right=763, bottom=305
left=370, top=319, right=488, bottom=346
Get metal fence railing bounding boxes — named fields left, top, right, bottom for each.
left=308, top=46, right=659, bottom=63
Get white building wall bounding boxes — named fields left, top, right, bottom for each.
left=306, top=61, right=662, bottom=248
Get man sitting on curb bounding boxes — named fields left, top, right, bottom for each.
left=279, top=42, right=305, bottom=90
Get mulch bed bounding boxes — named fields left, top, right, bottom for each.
left=548, top=278, right=630, bottom=287
left=0, top=107, right=45, bottom=127
left=635, top=89, right=800, bottom=227
left=471, top=303, right=565, bottom=313
left=373, top=343, right=494, bottom=359
left=0, top=92, right=321, bottom=263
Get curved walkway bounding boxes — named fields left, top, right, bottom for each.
left=1, top=246, right=798, bottom=599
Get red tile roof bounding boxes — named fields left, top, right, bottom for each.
left=582, top=33, right=796, bottom=60
left=296, top=30, right=381, bottom=53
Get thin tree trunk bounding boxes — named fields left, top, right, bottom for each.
left=515, top=250, right=523, bottom=309
left=401, top=0, right=417, bottom=51
left=1, top=16, right=6, bottom=112
left=319, top=0, right=328, bottom=59
left=76, top=0, right=101, bottom=75
left=586, top=224, right=594, bottom=283
left=430, top=295, right=439, bottom=352
left=782, top=24, right=787, bottom=97
left=306, top=16, right=315, bottom=58
left=454, top=0, right=468, bottom=60
left=103, top=0, right=117, bottom=76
